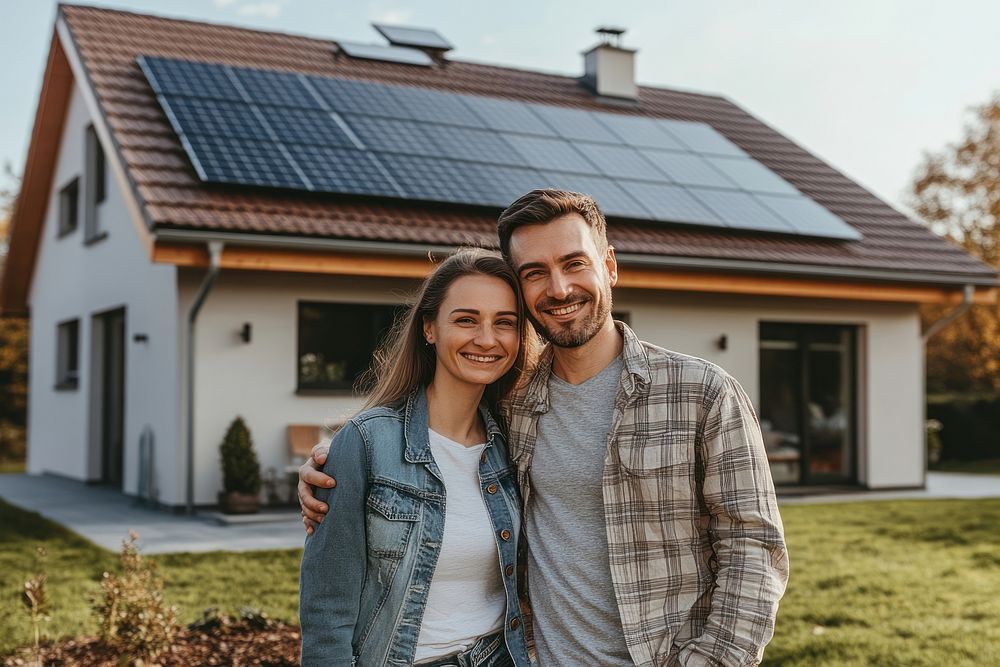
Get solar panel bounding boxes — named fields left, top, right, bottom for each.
left=233, top=68, right=323, bottom=110
left=139, top=55, right=861, bottom=242
left=504, top=135, right=600, bottom=174
left=138, top=56, right=243, bottom=101
left=706, top=157, right=798, bottom=195
left=256, top=107, right=356, bottom=149
left=341, top=115, right=440, bottom=156
left=373, top=24, right=453, bottom=51
left=337, top=41, right=434, bottom=67
left=287, top=145, right=401, bottom=197
left=595, top=113, right=687, bottom=151
left=389, top=86, right=485, bottom=127
left=618, top=181, right=721, bottom=226
left=161, top=96, right=270, bottom=140
left=528, top=105, right=621, bottom=144
left=183, top=134, right=308, bottom=189
left=639, top=150, right=735, bottom=188
left=688, top=189, right=796, bottom=233
left=538, top=172, right=649, bottom=220
left=461, top=95, right=556, bottom=137
left=420, top=125, right=526, bottom=167
left=660, top=120, right=747, bottom=157
left=756, top=194, right=863, bottom=240
left=384, top=154, right=493, bottom=204
left=308, top=77, right=409, bottom=118
left=574, top=143, right=664, bottom=181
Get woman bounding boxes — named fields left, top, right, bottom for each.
left=299, top=249, right=535, bottom=667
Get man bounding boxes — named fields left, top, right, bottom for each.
left=299, top=189, right=788, bottom=666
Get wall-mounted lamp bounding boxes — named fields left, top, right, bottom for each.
left=133, top=333, right=149, bottom=343
left=240, top=322, right=252, bottom=344
left=715, top=334, right=728, bottom=351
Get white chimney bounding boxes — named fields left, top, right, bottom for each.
left=582, top=27, right=637, bottom=100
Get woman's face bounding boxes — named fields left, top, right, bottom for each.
left=423, top=274, right=520, bottom=390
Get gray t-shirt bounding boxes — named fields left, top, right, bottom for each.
left=526, top=356, right=633, bottom=666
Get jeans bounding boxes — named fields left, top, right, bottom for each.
left=415, top=631, right=514, bottom=667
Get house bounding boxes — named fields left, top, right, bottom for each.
left=2, top=5, right=996, bottom=510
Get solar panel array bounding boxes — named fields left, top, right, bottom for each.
left=138, top=56, right=861, bottom=241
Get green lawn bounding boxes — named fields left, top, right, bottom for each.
left=0, top=460, right=25, bottom=474
left=1, top=498, right=999, bottom=664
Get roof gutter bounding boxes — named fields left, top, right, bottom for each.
left=185, top=241, right=223, bottom=515
left=922, top=284, right=975, bottom=342
left=152, top=228, right=1000, bottom=289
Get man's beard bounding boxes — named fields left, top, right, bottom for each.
left=529, top=288, right=613, bottom=349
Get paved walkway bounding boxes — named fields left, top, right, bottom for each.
left=0, top=473, right=304, bottom=554
left=3, top=471, right=1000, bottom=554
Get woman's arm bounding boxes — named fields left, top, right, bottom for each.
left=299, top=421, right=369, bottom=666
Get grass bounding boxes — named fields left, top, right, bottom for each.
left=2, top=498, right=1000, bottom=664
left=0, top=460, right=25, bottom=474
left=930, top=459, right=1000, bottom=475
left=0, top=499, right=300, bottom=656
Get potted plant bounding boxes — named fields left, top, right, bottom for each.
left=218, top=417, right=262, bottom=514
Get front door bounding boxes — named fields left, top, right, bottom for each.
left=759, top=322, right=857, bottom=486
left=98, top=308, right=126, bottom=487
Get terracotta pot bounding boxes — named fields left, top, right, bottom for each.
left=219, top=491, right=260, bottom=515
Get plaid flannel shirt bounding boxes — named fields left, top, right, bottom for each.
left=504, top=322, right=788, bottom=667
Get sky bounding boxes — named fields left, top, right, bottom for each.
left=2, top=0, right=999, bottom=216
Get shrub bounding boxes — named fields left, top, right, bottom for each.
left=219, top=417, right=261, bottom=495
left=93, top=530, right=179, bottom=662
left=21, top=546, right=50, bottom=660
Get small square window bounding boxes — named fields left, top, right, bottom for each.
left=58, top=178, right=79, bottom=236
left=297, top=302, right=402, bottom=392
left=56, top=319, right=80, bottom=390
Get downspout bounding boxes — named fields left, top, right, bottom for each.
left=919, top=283, right=975, bottom=489
left=186, top=241, right=224, bottom=515
left=922, top=284, right=975, bottom=342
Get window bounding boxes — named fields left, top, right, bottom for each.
left=297, top=302, right=402, bottom=391
left=56, top=319, right=80, bottom=390
left=58, top=178, right=79, bottom=236
left=84, top=125, right=107, bottom=243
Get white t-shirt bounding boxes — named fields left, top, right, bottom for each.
left=413, top=429, right=506, bottom=662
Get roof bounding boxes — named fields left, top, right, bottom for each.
left=2, top=4, right=996, bottom=315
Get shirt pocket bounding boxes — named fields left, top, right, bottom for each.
left=616, top=428, right=695, bottom=475
left=366, top=483, right=420, bottom=559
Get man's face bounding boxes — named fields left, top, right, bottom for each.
left=507, top=213, right=618, bottom=348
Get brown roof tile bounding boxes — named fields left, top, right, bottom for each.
left=60, top=4, right=996, bottom=281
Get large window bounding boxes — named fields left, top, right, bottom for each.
left=297, top=302, right=402, bottom=391
left=56, top=319, right=80, bottom=390
left=84, top=125, right=107, bottom=243
left=58, top=178, right=79, bottom=237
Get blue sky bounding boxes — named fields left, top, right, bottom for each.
left=3, top=1, right=999, bottom=213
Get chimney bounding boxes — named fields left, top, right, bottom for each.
left=582, top=27, right=637, bottom=101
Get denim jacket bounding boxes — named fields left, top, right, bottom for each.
left=299, top=387, right=530, bottom=667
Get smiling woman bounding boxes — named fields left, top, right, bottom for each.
left=299, top=248, right=537, bottom=667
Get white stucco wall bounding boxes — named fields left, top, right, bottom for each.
left=178, top=269, right=421, bottom=506
left=26, top=80, right=180, bottom=499
left=614, top=288, right=924, bottom=488
left=177, top=268, right=924, bottom=504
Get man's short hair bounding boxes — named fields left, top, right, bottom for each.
left=497, top=188, right=608, bottom=262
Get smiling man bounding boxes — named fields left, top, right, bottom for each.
left=299, top=189, right=788, bottom=667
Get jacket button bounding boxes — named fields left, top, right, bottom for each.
left=505, top=564, right=514, bottom=577
left=487, top=483, right=498, bottom=494
left=509, top=617, right=520, bottom=630
left=499, top=529, right=511, bottom=541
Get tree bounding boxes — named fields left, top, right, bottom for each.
left=0, top=164, right=27, bottom=463
left=910, top=95, right=1000, bottom=394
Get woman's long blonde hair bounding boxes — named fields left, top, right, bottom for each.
left=357, top=248, right=537, bottom=416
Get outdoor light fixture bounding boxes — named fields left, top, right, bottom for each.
left=715, top=334, right=728, bottom=351
left=240, top=322, right=252, bottom=343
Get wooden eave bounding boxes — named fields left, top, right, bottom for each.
left=152, top=242, right=998, bottom=306
left=0, top=30, right=73, bottom=317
